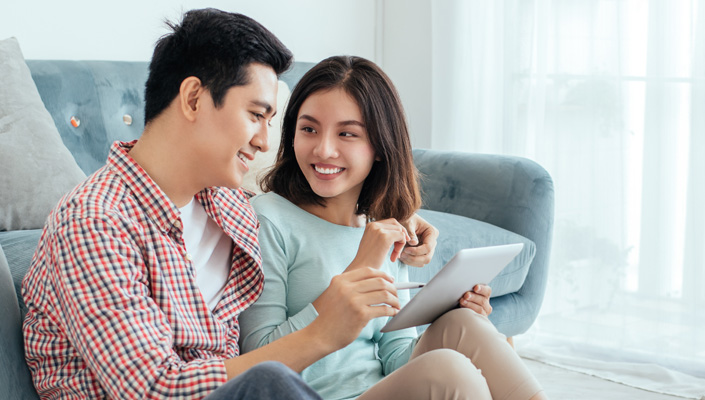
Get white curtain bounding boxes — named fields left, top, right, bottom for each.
left=431, top=0, right=705, bottom=395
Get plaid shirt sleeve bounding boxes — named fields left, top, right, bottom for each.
left=23, top=214, right=227, bottom=399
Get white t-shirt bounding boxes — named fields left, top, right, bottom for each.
left=179, top=198, right=232, bottom=311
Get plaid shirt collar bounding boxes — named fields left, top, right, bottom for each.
left=106, top=140, right=262, bottom=293
left=108, top=140, right=183, bottom=236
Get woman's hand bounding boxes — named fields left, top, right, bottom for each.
left=311, top=267, right=400, bottom=350
left=459, top=284, right=493, bottom=316
left=347, top=218, right=410, bottom=272
left=399, top=213, right=439, bottom=267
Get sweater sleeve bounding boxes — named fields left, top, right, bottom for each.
left=375, top=263, right=419, bottom=374
left=239, top=214, right=318, bottom=352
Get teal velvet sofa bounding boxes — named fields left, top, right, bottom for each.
left=0, top=59, right=553, bottom=399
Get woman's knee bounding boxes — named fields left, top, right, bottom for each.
left=417, top=350, right=478, bottom=382
left=442, top=308, right=489, bottom=326
left=422, top=348, right=474, bottom=370
left=415, top=350, right=491, bottom=398
left=437, top=308, right=502, bottom=338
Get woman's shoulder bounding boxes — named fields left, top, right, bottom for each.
left=252, top=192, right=294, bottom=211
left=251, top=192, right=308, bottom=224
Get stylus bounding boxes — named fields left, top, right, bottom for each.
left=394, top=282, right=426, bottom=290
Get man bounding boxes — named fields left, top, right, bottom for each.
left=22, top=8, right=437, bottom=400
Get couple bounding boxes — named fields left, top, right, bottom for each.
left=21, top=8, right=546, bottom=400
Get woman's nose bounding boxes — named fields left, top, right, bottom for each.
left=313, top=134, right=338, bottom=159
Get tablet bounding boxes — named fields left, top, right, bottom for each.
left=380, top=243, right=524, bottom=332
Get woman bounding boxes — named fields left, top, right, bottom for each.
left=239, top=56, right=546, bottom=400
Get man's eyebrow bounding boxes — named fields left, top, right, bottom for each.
left=250, top=100, right=273, bottom=114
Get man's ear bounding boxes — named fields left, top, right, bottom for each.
left=179, top=76, right=204, bottom=122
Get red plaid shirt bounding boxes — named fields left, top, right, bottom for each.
left=22, top=141, right=263, bottom=399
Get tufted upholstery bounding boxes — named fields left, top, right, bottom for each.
left=25, top=60, right=311, bottom=175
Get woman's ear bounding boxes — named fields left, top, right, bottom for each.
left=179, top=76, right=204, bottom=122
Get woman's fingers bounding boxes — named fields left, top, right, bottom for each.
left=344, top=269, right=400, bottom=309
left=400, top=214, right=439, bottom=267
left=350, top=219, right=411, bottom=270
left=459, top=285, right=493, bottom=316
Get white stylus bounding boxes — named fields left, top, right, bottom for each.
left=394, top=282, right=426, bottom=290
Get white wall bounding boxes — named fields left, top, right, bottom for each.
left=1, top=0, right=436, bottom=148
left=380, top=0, right=432, bottom=149
left=0, top=0, right=377, bottom=63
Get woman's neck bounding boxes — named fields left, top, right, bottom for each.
left=298, top=198, right=366, bottom=227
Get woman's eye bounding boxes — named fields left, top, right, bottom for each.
left=340, top=132, right=356, bottom=137
left=301, top=127, right=316, bottom=133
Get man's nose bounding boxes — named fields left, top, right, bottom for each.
left=252, top=125, right=270, bottom=153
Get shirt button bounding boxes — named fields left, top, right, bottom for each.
left=185, top=253, right=193, bottom=261
left=174, top=220, right=182, bottom=229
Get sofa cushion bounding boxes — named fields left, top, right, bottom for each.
left=0, top=230, right=42, bottom=320
left=0, top=37, right=86, bottom=231
left=411, top=209, right=535, bottom=297
left=0, top=244, right=40, bottom=399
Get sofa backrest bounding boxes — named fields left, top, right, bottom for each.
left=26, top=60, right=315, bottom=176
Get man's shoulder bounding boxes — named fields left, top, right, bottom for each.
left=50, top=165, right=133, bottom=227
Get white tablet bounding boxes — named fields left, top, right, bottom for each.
left=381, top=243, right=524, bottom=332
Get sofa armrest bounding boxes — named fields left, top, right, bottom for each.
left=412, top=149, right=555, bottom=336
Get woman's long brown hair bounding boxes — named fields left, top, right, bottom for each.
left=260, top=56, right=420, bottom=223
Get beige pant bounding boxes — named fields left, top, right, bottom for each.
left=357, top=309, right=544, bottom=400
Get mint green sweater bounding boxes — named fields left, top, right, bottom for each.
left=239, top=192, right=418, bottom=400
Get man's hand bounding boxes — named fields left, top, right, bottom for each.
left=400, top=213, right=439, bottom=267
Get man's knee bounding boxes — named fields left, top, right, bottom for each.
left=243, top=361, right=294, bottom=380
left=208, top=362, right=319, bottom=400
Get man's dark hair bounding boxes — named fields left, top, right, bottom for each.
left=144, top=8, right=293, bottom=124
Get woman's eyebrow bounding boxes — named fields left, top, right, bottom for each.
left=298, top=114, right=365, bottom=128
left=298, top=114, right=319, bottom=123
left=337, top=120, right=365, bottom=128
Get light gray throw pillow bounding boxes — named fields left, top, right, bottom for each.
left=0, top=37, right=86, bottom=231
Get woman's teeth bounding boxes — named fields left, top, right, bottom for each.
left=315, top=166, right=343, bottom=175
